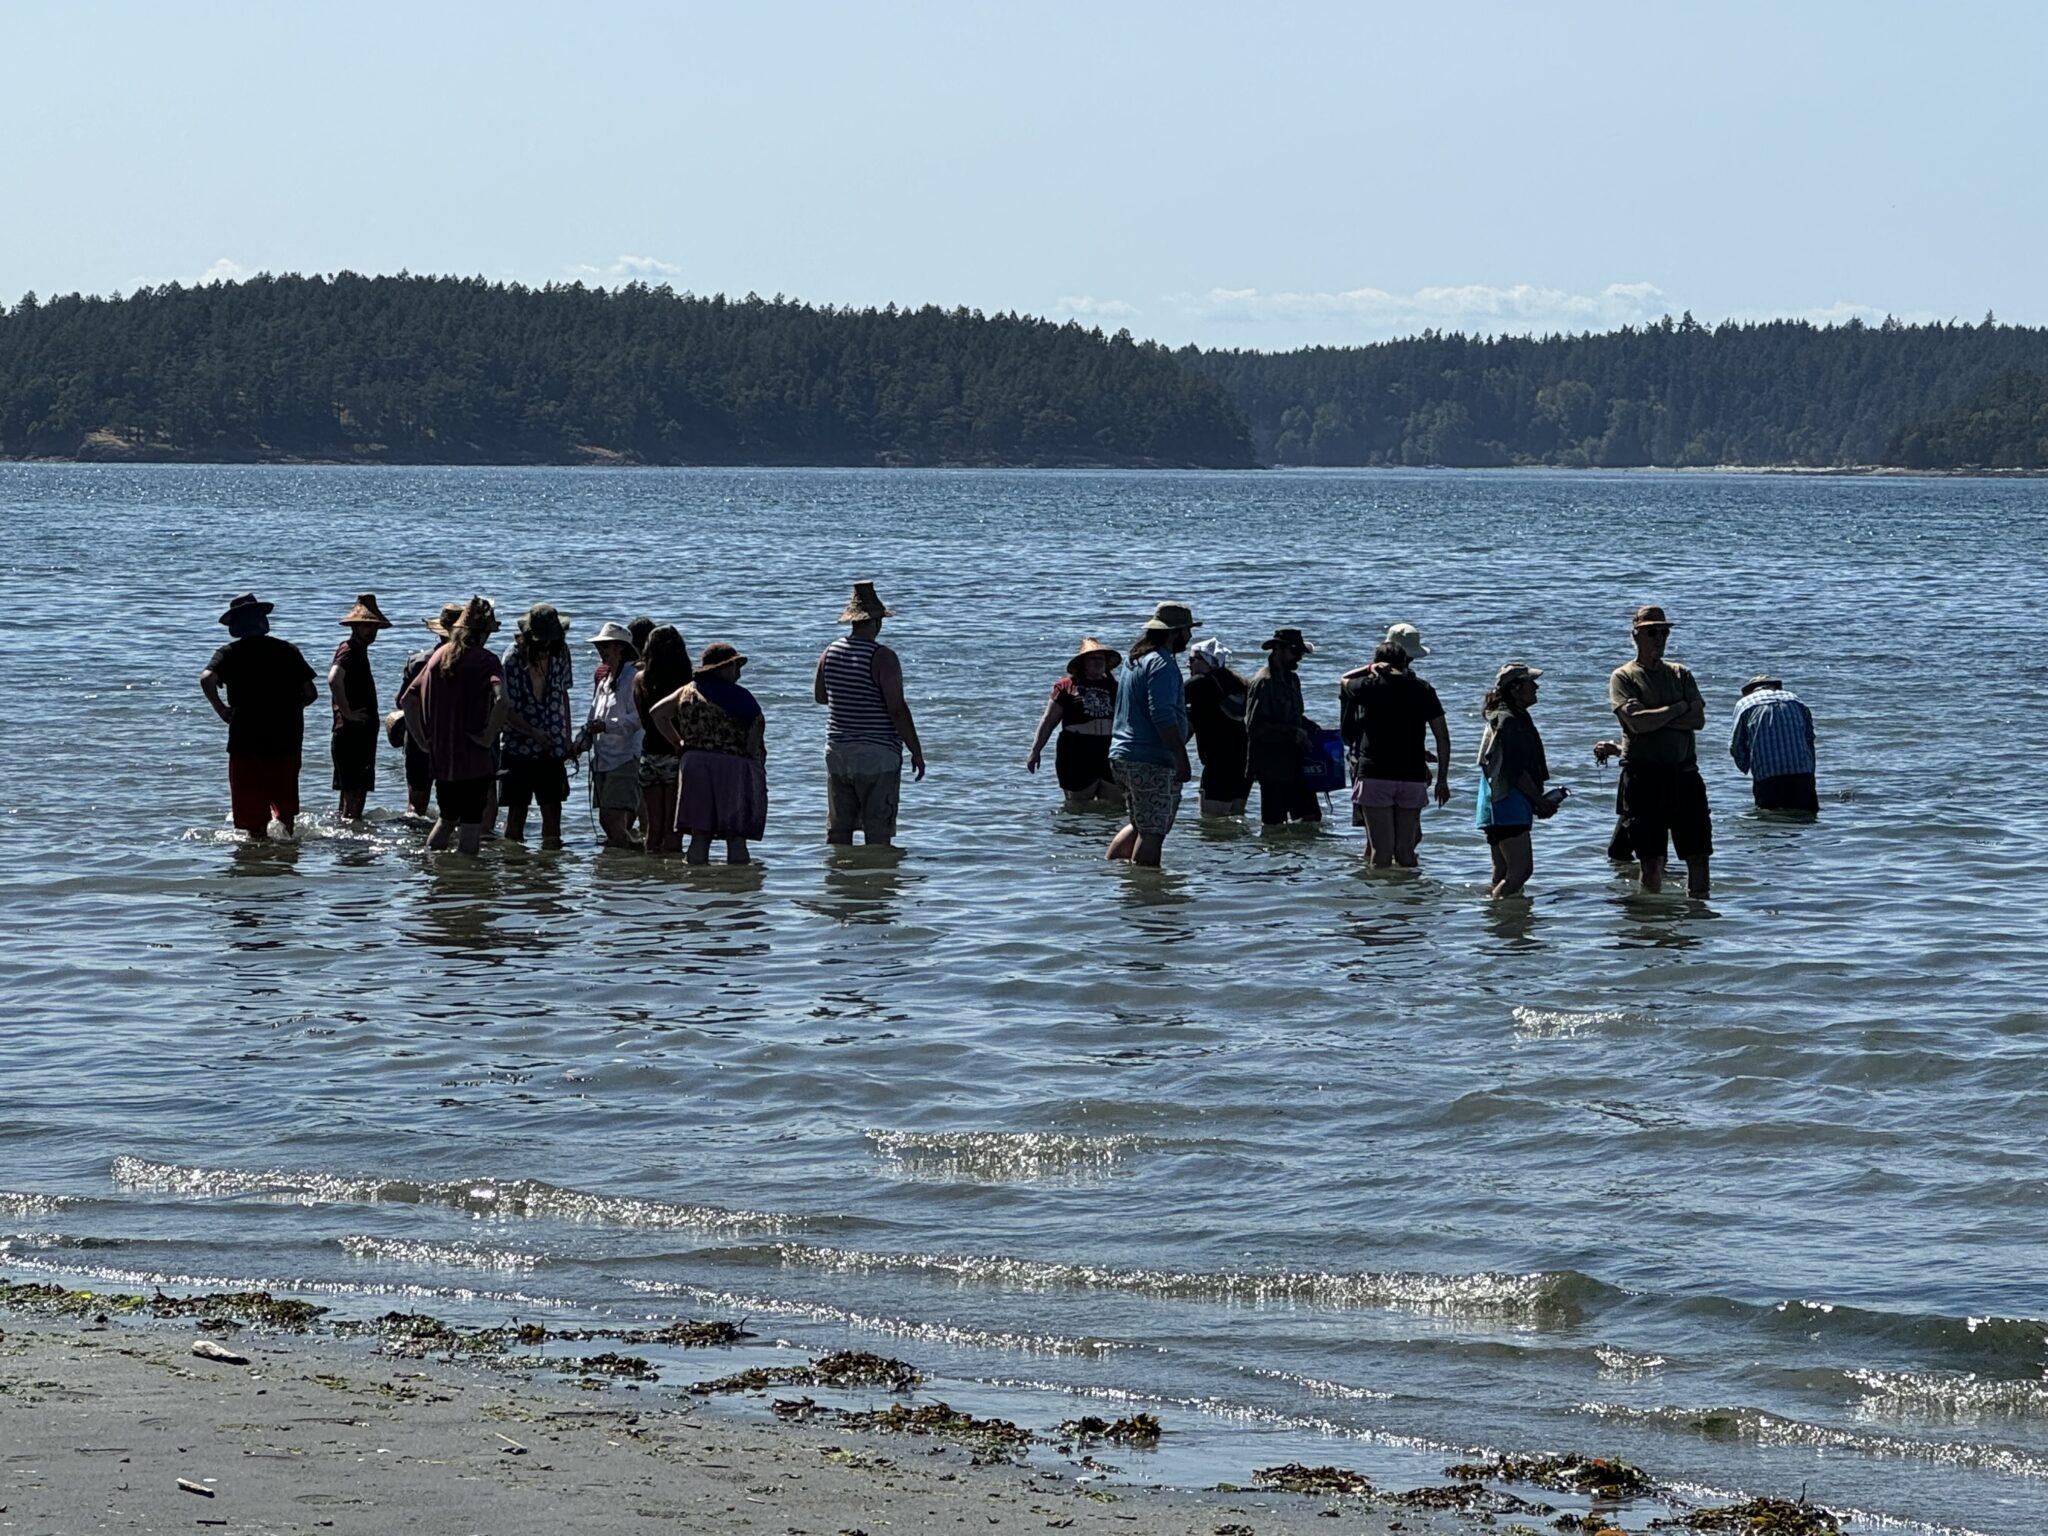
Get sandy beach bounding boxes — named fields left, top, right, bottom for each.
left=0, top=1304, right=1501, bottom=1536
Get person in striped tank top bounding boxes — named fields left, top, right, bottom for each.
left=813, top=581, right=925, bottom=847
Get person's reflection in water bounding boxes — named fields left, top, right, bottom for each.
left=1484, top=893, right=1542, bottom=949
left=1115, top=863, right=1194, bottom=916
left=818, top=844, right=909, bottom=926
left=403, top=857, right=532, bottom=960
left=1612, top=889, right=1710, bottom=949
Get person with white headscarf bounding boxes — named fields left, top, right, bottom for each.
left=1183, top=636, right=1251, bottom=816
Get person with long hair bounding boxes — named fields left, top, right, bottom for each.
left=1339, top=625, right=1450, bottom=867
left=1106, top=601, right=1197, bottom=866
left=1183, top=637, right=1250, bottom=816
left=1026, top=638, right=1121, bottom=808
left=633, top=625, right=694, bottom=854
left=499, top=603, right=577, bottom=848
left=399, top=596, right=505, bottom=856
left=645, top=642, right=767, bottom=864
left=1474, top=662, right=1556, bottom=897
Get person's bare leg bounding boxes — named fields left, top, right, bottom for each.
left=538, top=800, right=563, bottom=850
left=1488, top=840, right=1506, bottom=892
left=502, top=799, right=529, bottom=843
left=1640, top=856, right=1665, bottom=893
left=1392, top=806, right=1423, bottom=868
left=1107, top=824, right=1140, bottom=861
left=1685, top=857, right=1710, bottom=898
left=426, top=818, right=453, bottom=851
left=725, top=838, right=750, bottom=865
left=455, top=821, right=483, bottom=857
left=686, top=833, right=711, bottom=865
left=1491, top=833, right=1532, bottom=897
left=1132, top=831, right=1164, bottom=868
left=1362, top=805, right=1395, bottom=867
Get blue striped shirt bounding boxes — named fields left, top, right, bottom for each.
left=1729, top=688, right=1815, bottom=780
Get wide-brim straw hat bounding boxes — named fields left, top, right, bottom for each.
left=1261, top=627, right=1315, bottom=654
left=839, top=580, right=897, bottom=623
left=423, top=602, right=465, bottom=638
left=1065, top=637, right=1121, bottom=677
left=1141, top=600, right=1201, bottom=633
left=697, top=641, right=748, bottom=672
left=1743, top=673, right=1785, bottom=695
left=218, top=592, right=274, bottom=626
left=339, top=592, right=393, bottom=629
left=588, top=621, right=639, bottom=655
left=1632, top=604, right=1675, bottom=632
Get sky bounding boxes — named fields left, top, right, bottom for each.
left=3, top=0, right=2040, bottom=352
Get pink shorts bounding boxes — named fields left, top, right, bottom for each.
left=1351, top=777, right=1428, bottom=811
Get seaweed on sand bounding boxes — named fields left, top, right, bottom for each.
left=837, top=1400, right=1037, bottom=1461
left=1057, top=1413, right=1162, bottom=1447
left=1652, top=1497, right=1843, bottom=1535
left=1252, top=1463, right=1375, bottom=1495
left=1396, top=1483, right=1551, bottom=1514
left=0, top=1281, right=325, bottom=1330
left=1445, top=1453, right=1655, bottom=1498
left=691, top=1351, right=922, bottom=1396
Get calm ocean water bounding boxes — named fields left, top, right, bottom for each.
left=1, top=464, right=2044, bottom=1532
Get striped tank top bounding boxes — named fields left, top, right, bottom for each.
left=821, top=636, right=901, bottom=748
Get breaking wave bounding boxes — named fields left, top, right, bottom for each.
left=337, top=1235, right=545, bottom=1272
left=864, top=1130, right=1167, bottom=1181
left=1574, top=1400, right=2048, bottom=1479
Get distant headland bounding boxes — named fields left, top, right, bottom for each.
left=1, top=274, right=2043, bottom=471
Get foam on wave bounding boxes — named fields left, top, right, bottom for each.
left=1574, top=1399, right=2048, bottom=1479
left=864, top=1130, right=1163, bottom=1181
left=337, top=1235, right=544, bottom=1272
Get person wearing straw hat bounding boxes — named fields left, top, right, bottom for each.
left=498, top=603, right=578, bottom=849
left=814, top=581, right=925, bottom=848
left=1244, top=627, right=1323, bottom=828
left=644, top=641, right=768, bottom=864
left=1609, top=604, right=1712, bottom=897
left=388, top=603, right=462, bottom=818
left=201, top=593, right=319, bottom=840
left=1106, top=601, right=1198, bottom=865
left=1339, top=623, right=1450, bottom=867
left=1729, top=673, right=1818, bottom=813
left=1475, top=662, right=1558, bottom=897
left=577, top=621, right=645, bottom=850
left=327, top=593, right=392, bottom=822
left=1185, top=636, right=1251, bottom=817
left=1026, top=638, right=1121, bottom=809
left=399, top=596, right=505, bottom=856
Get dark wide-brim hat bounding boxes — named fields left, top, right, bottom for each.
left=219, top=592, right=274, bottom=626
left=1141, top=601, right=1201, bottom=633
left=518, top=602, right=570, bottom=643
left=1632, top=604, right=1675, bottom=632
left=839, top=580, right=897, bottom=623
left=1261, top=627, right=1315, bottom=654
left=1066, top=636, right=1122, bottom=677
left=697, top=641, right=748, bottom=672
left=339, top=592, right=393, bottom=628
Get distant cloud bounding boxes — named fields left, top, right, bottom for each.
left=200, top=257, right=252, bottom=285
left=565, top=254, right=685, bottom=286
left=1173, top=280, right=1675, bottom=340
left=1048, top=294, right=1139, bottom=323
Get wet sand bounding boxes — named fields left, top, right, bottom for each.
left=0, top=1316, right=1484, bottom=1536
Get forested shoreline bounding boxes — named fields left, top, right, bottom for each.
left=1, top=274, right=2043, bottom=471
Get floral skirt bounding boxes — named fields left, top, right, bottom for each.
left=677, top=749, right=767, bottom=840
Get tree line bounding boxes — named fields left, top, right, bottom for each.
left=1, top=275, right=2043, bottom=470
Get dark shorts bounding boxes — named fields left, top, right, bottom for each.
left=1754, top=772, right=1819, bottom=813
left=1055, top=730, right=1113, bottom=792
left=501, top=755, right=570, bottom=809
left=1619, top=763, right=1713, bottom=863
left=331, top=723, right=377, bottom=792
left=1485, top=822, right=1531, bottom=847
left=434, top=775, right=492, bottom=825
left=1250, top=745, right=1320, bottom=826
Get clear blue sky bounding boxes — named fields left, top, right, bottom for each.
left=4, top=0, right=2038, bottom=350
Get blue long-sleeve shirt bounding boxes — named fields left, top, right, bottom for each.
left=1110, top=649, right=1189, bottom=768
left=1729, top=688, right=1815, bottom=779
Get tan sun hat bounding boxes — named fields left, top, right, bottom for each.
left=1384, top=622, right=1429, bottom=659
left=1065, top=637, right=1122, bottom=677
left=697, top=641, right=748, bottom=673
left=839, top=581, right=896, bottom=623
left=1495, top=662, right=1543, bottom=688
left=339, top=592, right=393, bottom=628
left=423, top=602, right=465, bottom=638
left=1141, top=600, right=1201, bottom=633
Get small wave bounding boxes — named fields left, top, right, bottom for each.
left=1595, top=1345, right=1668, bottom=1375
left=762, top=1243, right=1602, bottom=1320
left=622, top=1279, right=1119, bottom=1356
left=0, top=1191, right=78, bottom=1219
left=337, top=1235, right=544, bottom=1272
left=110, top=1156, right=788, bottom=1234
left=0, top=1252, right=570, bottom=1309
left=1251, top=1367, right=1395, bottom=1402
left=864, top=1130, right=1160, bottom=1181
left=1767, top=1296, right=2048, bottom=1371
left=1574, top=1399, right=2048, bottom=1478
left=1847, top=1367, right=2048, bottom=1421
left=1511, top=1005, right=1629, bottom=1040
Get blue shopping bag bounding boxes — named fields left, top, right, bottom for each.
left=1301, top=726, right=1346, bottom=795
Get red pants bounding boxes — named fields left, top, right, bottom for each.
left=228, top=753, right=301, bottom=834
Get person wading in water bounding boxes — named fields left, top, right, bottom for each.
left=814, top=581, right=925, bottom=848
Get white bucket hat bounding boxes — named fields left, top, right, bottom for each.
left=1384, top=623, right=1430, bottom=660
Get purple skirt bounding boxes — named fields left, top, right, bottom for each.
left=676, top=750, right=767, bottom=840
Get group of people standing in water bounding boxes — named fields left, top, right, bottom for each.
left=199, top=583, right=1817, bottom=895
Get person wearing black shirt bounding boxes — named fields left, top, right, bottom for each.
left=1184, top=638, right=1251, bottom=816
left=1339, top=627, right=1450, bottom=868
left=200, top=593, right=318, bottom=840
left=328, top=593, right=392, bottom=821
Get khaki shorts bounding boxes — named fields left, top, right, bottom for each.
left=593, top=763, right=643, bottom=812
left=826, top=740, right=902, bottom=838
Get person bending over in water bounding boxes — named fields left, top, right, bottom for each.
left=1475, top=663, right=1556, bottom=898
left=1027, top=638, right=1121, bottom=808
